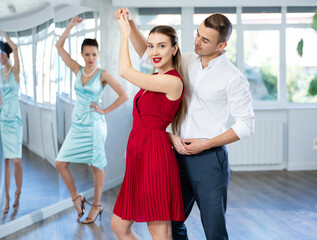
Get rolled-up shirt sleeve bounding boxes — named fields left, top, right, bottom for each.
left=227, top=73, right=255, bottom=140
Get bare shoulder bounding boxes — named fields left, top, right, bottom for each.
left=164, top=70, right=183, bottom=82
left=101, top=69, right=108, bottom=76
left=161, top=73, right=183, bottom=89
left=73, top=64, right=82, bottom=75
left=164, top=73, right=182, bottom=82
left=100, top=69, right=113, bottom=86
left=101, top=69, right=111, bottom=81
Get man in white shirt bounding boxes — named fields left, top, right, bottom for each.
left=169, top=13, right=254, bottom=240
left=115, top=9, right=254, bottom=240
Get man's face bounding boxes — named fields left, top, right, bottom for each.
left=194, top=23, right=222, bottom=57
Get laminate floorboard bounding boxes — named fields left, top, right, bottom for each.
left=2, top=171, right=317, bottom=240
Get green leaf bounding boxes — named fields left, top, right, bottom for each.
left=312, top=11, right=317, bottom=31
left=308, top=76, right=317, bottom=96
left=297, top=38, right=303, bottom=57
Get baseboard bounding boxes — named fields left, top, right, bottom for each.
left=24, top=144, right=45, bottom=159
left=230, top=164, right=285, bottom=171
left=46, top=156, right=57, bottom=168
left=287, top=162, right=317, bottom=171
left=0, top=175, right=124, bottom=238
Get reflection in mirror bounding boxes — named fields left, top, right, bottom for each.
left=0, top=5, right=59, bottom=224
left=0, top=4, right=103, bottom=227
left=0, top=1, right=132, bottom=235
left=0, top=29, right=23, bottom=221
left=55, top=10, right=127, bottom=223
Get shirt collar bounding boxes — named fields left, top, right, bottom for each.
left=195, top=50, right=227, bottom=69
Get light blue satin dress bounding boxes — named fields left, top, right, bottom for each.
left=56, top=68, right=107, bottom=169
left=0, top=70, right=23, bottom=159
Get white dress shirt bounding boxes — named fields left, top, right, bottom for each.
left=141, top=51, right=255, bottom=140
left=180, top=52, right=255, bottom=140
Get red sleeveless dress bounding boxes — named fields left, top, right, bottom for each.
left=113, top=70, right=185, bottom=222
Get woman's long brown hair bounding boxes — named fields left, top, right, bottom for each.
left=149, top=26, right=187, bottom=136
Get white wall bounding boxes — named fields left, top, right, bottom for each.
left=287, top=108, right=317, bottom=170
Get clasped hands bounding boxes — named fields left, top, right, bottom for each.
left=170, top=135, right=210, bottom=155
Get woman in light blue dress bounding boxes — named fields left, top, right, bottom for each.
left=0, top=29, right=23, bottom=214
left=55, top=17, right=128, bottom=223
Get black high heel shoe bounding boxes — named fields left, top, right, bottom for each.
left=4, top=197, right=10, bottom=214
left=81, top=204, right=103, bottom=224
left=72, top=195, right=91, bottom=221
left=13, top=192, right=21, bottom=211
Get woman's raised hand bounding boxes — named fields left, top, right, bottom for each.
left=117, top=13, right=131, bottom=36
left=69, top=16, right=83, bottom=27
left=115, top=8, right=132, bottom=21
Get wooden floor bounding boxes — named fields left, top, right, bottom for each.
left=0, top=147, right=94, bottom=224
left=2, top=170, right=317, bottom=240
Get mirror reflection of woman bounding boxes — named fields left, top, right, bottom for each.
left=111, top=12, right=186, bottom=239
left=0, top=29, right=23, bottom=214
left=55, top=17, right=128, bottom=224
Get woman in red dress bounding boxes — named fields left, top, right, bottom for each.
left=111, top=11, right=187, bottom=240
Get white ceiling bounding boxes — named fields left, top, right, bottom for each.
left=0, top=0, right=49, bottom=19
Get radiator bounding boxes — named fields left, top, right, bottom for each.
left=227, top=122, right=285, bottom=166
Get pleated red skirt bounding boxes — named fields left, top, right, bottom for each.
left=113, top=128, right=185, bottom=222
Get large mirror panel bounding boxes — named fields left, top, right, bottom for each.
left=0, top=2, right=108, bottom=228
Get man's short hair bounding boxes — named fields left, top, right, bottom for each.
left=204, top=13, right=232, bottom=43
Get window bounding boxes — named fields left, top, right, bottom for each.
left=286, top=7, right=317, bottom=103
left=193, top=7, right=237, bottom=25
left=286, top=28, right=317, bottom=103
left=17, top=30, right=34, bottom=100
left=239, top=7, right=282, bottom=101
left=136, top=8, right=182, bottom=25
left=286, top=7, right=316, bottom=24
left=244, top=30, right=279, bottom=101
left=35, top=19, right=55, bottom=104
left=7, top=20, right=56, bottom=103
left=55, top=20, right=71, bottom=98
left=20, top=44, right=34, bottom=99
left=241, top=7, right=282, bottom=24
